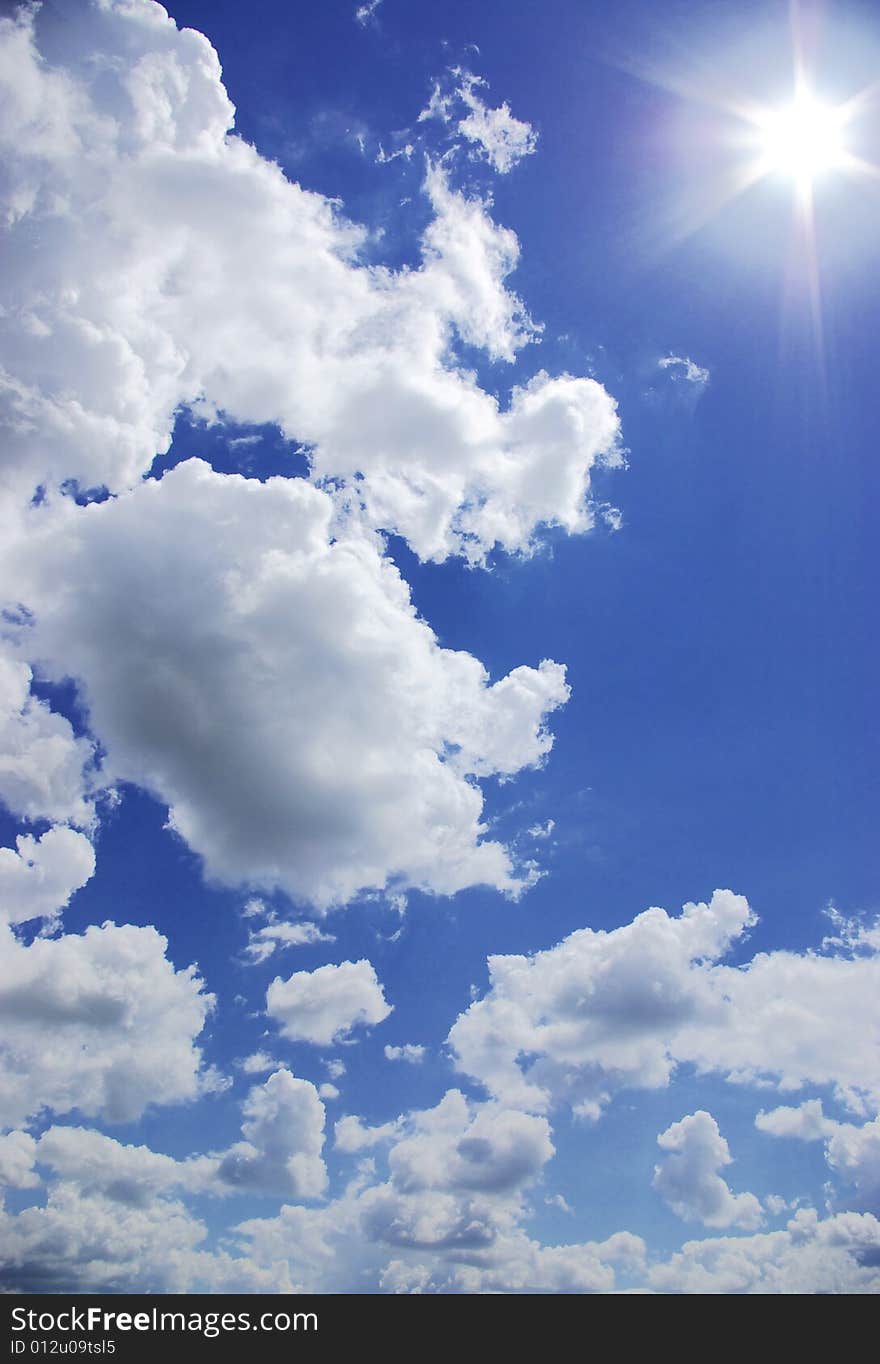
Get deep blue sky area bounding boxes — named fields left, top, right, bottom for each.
left=2, top=0, right=879, bottom=1294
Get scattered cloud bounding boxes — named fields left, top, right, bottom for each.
left=0, top=826, right=95, bottom=927
left=0, top=1131, right=39, bottom=1190
left=267, top=959, right=392, bottom=1046
left=449, top=890, right=880, bottom=1117
left=0, top=921, right=217, bottom=1127
left=241, top=901, right=336, bottom=963
left=12, top=461, right=569, bottom=908
left=335, top=1114, right=405, bottom=1153
left=527, top=819, right=555, bottom=840
left=236, top=1052, right=278, bottom=1076
left=648, top=1209, right=880, bottom=1294
left=355, top=0, right=382, bottom=27
left=384, top=1044, right=426, bottom=1064
left=658, top=355, right=710, bottom=389
left=0, top=646, right=95, bottom=829
left=756, top=1099, right=838, bottom=1142
left=215, top=1069, right=327, bottom=1200
left=653, top=1111, right=763, bottom=1230
left=758, top=1100, right=880, bottom=1216
left=420, top=69, right=538, bottom=174
left=0, top=6, right=619, bottom=563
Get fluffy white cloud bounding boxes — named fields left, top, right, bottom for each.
left=12, top=460, right=568, bottom=907
left=648, top=1208, right=880, bottom=1295
left=0, top=647, right=94, bottom=828
left=335, top=1114, right=405, bottom=1153
left=238, top=1169, right=644, bottom=1294
left=0, top=825, right=95, bottom=926
left=419, top=69, right=538, bottom=174
left=449, top=891, right=880, bottom=1117
left=267, top=959, right=391, bottom=1046
left=0, top=1184, right=291, bottom=1294
left=827, top=1119, right=880, bottom=1213
left=385, top=1090, right=552, bottom=1196
left=755, top=1099, right=838, bottom=1142
left=343, top=1090, right=555, bottom=1266
left=384, top=1044, right=426, bottom=1064
left=216, top=1069, right=327, bottom=1200
left=236, top=1052, right=278, bottom=1076
left=34, top=1125, right=216, bottom=1207
left=0, top=2, right=620, bottom=562
left=29, top=1069, right=326, bottom=1207
left=653, top=1111, right=763, bottom=1230
left=380, top=1229, right=646, bottom=1295
left=257, top=1090, right=551, bottom=1283
left=0, top=920, right=216, bottom=1127
left=0, top=1130, right=38, bottom=1189
left=758, top=1102, right=880, bottom=1215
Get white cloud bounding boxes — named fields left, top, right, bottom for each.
left=242, top=908, right=336, bottom=965
left=420, top=69, right=538, bottom=174
left=318, top=1083, right=339, bottom=1101
left=827, top=1118, right=880, bottom=1213
left=384, top=1044, right=426, bottom=1064
left=648, top=1208, right=880, bottom=1294
left=758, top=1102, right=880, bottom=1215
left=236, top=1051, right=277, bottom=1075
left=527, top=819, right=555, bottom=839
left=0, top=825, right=95, bottom=927
left=0, top=4, right=620, bottom=563
left=238, top=1152, right=644, bottom=1294
left=0, top=1130, right=38, bottom=1189
left=215, top=1069, right=327, bottom=1200
left=248, top=1088, right=557, bottom=1288
left=755, top=1099, right=838, bottom=1142
left=34, top=1124, right=216, bottom=1206
left=267, top=959, right=391, bottom=1046
left=12, top=461, right=568, bottom=908
left=386, top=1090, right=553, bottom=1196
left=335, top=1114, right=405, bottom=1153
left=354, top=0, right=382, bottom=25
left=0, top=920, right=217, bottom=1127
left=405, top=1229, right=646, bottom=1295
left=0, top=1183, right=291, bottom=1294
left=653, top=1111, right=763, bottom=1230
left=0, top=647, right=94, bottom=829
left=448, top=890, right=880, bottom=1117
left=27, top=1069, right=326, bottom=1209
left=658, top=355, right=710, bottom=388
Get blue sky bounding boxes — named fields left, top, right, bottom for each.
left=0, top=0, right=878, bottom=1293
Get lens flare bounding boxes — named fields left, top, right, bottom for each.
left=753, top=89, right=848, bottom=186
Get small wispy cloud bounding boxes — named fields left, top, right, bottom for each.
left=527, top=819, right=555, bottom=840
left=658, top=355, right=710, bottom=389
left=354, top=0, right=382, bottom=26
left=241, top=898, right=335, bottom=963
left=419, top=68, right=537, bottom=174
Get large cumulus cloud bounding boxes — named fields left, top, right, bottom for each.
left=11, top=458, right=568, bottom=907
left=448, top=890, right=880, bottom=1117
left=0, top=0, right=620, bottom=561
left=0, top=919, right=217, bottom=1127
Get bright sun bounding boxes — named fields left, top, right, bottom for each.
left=754, top=89, right=848, bottom=185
